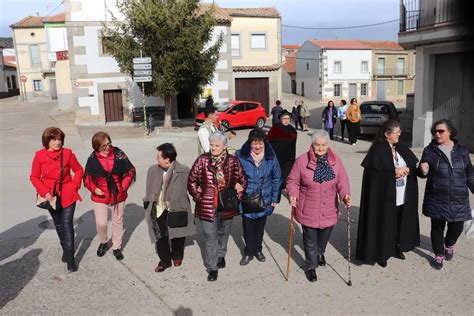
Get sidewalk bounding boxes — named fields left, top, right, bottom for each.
left=1, top=97, right=473, bottom=314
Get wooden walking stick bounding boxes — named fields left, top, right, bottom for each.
left=286, top=206, right=295, bottom=281
left=346, top=205, right=353, bottom=286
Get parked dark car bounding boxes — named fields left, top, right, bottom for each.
left=359, top=101, right=401, bottom=134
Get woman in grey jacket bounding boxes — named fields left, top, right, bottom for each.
left=144, top=143, right=196, bottom=272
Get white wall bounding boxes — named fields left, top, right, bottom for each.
left=70, top=0, right=124, bottom=22
left=295, top=41, right=320, bottom=99
left=46, top=27, right=68, bottom=52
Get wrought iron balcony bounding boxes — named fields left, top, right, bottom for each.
left=400, top=0, right=463, bottom=32
left=373, top=68, right=408, bottom=77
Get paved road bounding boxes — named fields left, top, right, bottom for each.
left=1, top=96, right=473, bottom=314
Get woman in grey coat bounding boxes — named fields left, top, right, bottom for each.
left=144, top=143, right=196, bottom=272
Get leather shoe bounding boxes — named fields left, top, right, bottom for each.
left=217, top=257, right=226, bottom=269
left=155, top=262, right=172, bottom=272
left=113, top=249, right=124, bottom=260
left=377, top=261, right=387, bottom=268
left=96, top=243, right=108, bottom=257
left=207, top=270, right=218, bottom=281
left=318, top=254, right=326, bottom=266
left=306, top=269, right=317, bottom=282
left=255, top=252, right=266, bottom=262
left=397, top=250, right=406, bottom=260
left=173, top=259, right=182, bottom=267
left=240, top=255, right=253, bottom=266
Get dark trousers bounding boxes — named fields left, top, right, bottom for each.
left=242, top=216, right=267, bottom=256
left=325, top=127, right=334, bottom=140
left=49, top=202, right=76, bottom=251
left=347, top=121, right=360, bottom=144
left=294, top=117, right=303, bottom=130
left=430, top=219, right=464, bottom=256
left=339, top=119, right=349, bottom=140
left=302, top=225, right=334, bottom=269
left=154, top=209, right=186, bottom=265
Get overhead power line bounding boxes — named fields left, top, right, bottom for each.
left=282, top=19, right=399, bottom=30
left=47, top=0, right=64, bottom=16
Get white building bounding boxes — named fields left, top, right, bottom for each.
left=296, top=40, right=372, bottom=101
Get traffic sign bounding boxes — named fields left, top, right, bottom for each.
left=133, top=70, right=152, bottom=76
left=20, top=75, right=27, bottom=83
left=133, top=64, right=152, bottom=70
left=133, top=57, right=151, bottom=64
left=134, top=76, right=152, bottom=82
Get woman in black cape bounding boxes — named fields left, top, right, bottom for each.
left=356, top=120, right=420, bottom=267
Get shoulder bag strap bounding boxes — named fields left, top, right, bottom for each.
left=59, top=151, right=64, bottom=194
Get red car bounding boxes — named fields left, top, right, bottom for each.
left=195, top=100, right=267, bottom=132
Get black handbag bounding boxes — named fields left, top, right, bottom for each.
left=217, top=188, right=239, bottom=212
left=36, top=151, right=63, bottom=211
left=241, top=190, right=265, bottom=213
left=166, top=210, right=188, bottom=228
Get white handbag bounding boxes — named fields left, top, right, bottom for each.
left=464, top=209, right=474, bottom=239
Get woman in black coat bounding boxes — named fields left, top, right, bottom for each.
left=418, top=119, right=474, bottom=270
left=356, top=120, right=420, bottom=267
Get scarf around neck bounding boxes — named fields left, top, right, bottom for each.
left=251, top=149, right=265, bottom=168
left=210, top=151, right=227, bottom=190
left=313, top=152, right=336, bottom=183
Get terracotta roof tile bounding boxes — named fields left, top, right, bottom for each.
left=308, top=39, right=403, bottom=50
left=233, top=64, right=281, bottom=72
left=198, top=4, right=232, bottom=24
left=225, top=7, right=280, bottom=18
left=283, top=44, right=300, bottom=50
left=10, top=12, right=65, bottom=28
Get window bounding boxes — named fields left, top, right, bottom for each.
left=250, top=33, right=266, bottom=49
left=231, top=33, right=241, bottom=57
left=101, top=37, right=112, bottom=55
left=12, top=75, right=17, bottom=89
left=377, top=58, right=385, bottom=75
left=33, top=80, right=43, bottom=91
left=361, top=83, right=368, bottom=96
left=361, top=61, right=368, bottom=73
left=397, top=58, right=405, bottom=75
left=232, top=103, right=246, bottom=112
left=334, top=84, right=341, bottom=97
left=397, top=80, right=404, bottom=95
left=246, top=103, right=258, bottom=110
left=333, top=61, right=342, bottom=73
left=6, top=77, right=11, bottom=89
left=306, top=63, right=309, bottom=70
left=30, top=44, right=41, bottom=66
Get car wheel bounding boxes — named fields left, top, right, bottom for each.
left=219, top=120, right=230, bottom=132
left=256, top=118, right=265, bottom=129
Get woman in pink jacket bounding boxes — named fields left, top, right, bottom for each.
left=287, top=130, right=352, bottom=282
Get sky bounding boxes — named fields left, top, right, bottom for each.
left=0, top=0, right=400, bottom=44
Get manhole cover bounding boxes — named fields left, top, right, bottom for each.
left=38, top=218, right=84, bottom=230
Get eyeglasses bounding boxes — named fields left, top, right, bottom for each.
left=390, top=130, right=402, bottom=135
left=434, top=129, right=446, bottom=135
left=100, top=142, right=112, bottom=149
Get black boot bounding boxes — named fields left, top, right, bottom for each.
left=64, top=249, right=77, bottom=272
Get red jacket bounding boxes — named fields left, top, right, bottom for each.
left=188, top=153, right=247, bottom=222
left=30, top=147, right=83, bottom=208
left=84, top=149, right=135, bottom=204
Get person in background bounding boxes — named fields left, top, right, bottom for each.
left=356, top=120, right=420, bottom=268
left=198, top=107, right=218, bottom=154
left=267, top=110, right=298, bottom=189
left=337, top=99, right=349, bottom=142
left=299, top=100, right=311, bottom=132
left=271, top=100, right=284, bottom=126
left=30, top=127, right=83, bottom=272
left=236, top=129, right=281, bottom=266
left=144, top=143, right=196, bottom=273
left=84, top=132, right=136, bottom=261
left=205, top=94, right=214, bottom=109
left=287, top=130, right=351, bottom=282
left=322, top=100, right=338, bottom=140
left=292, top=100, right=303, bottom=130
left=345, top=98, right=361, bottom=146
left=188, top=132, right=247, bottom=281
left=418, top=119, right=474, bottom=270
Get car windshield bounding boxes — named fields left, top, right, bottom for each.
left=216, top=103, right=233, bottom=112
left=360, top=103, right=393, bottom=115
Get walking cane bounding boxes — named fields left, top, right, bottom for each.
left=346, top=205, right=353, bottom=286
left=286, top=206, right=295, bottom=281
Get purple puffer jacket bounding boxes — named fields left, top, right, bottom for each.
left=188, top=153, right=247, bottom=222
left=287, top=146, right=350, bottom=229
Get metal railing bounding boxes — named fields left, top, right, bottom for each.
left=400, top=0, right=463, bottom=32
left=374, top=68, right=408, bottom=76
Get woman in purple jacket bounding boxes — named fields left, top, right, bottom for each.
left=287, top=130, right=352, bottom=282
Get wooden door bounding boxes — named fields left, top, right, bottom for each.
left=235, top=78, right=270, bottom=115
left=104, top=89, right=124, bottom=122
left=49, top=79, right=57, bottom=100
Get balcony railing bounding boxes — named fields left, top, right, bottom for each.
left=400, top=0, right=463, bottom=32
left=374, top=68, right=408, bottom=76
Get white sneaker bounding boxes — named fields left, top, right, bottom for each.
left=351, top=143, right=356, bottom=146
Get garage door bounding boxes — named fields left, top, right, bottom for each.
left=235, top=78, right=270, bottom=115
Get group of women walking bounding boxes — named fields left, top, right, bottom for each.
left=30, top=117, right=472, bottom=282
left=323, top=98, right=361, bottom=145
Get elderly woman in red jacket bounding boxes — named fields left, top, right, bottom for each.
left=287, top=129, right=351, bottom=282
left=30, top=127, right=83, bottom=272
left=84, top=132, right=135, bottom=261
left=188, top=131, right=247, bottom=282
